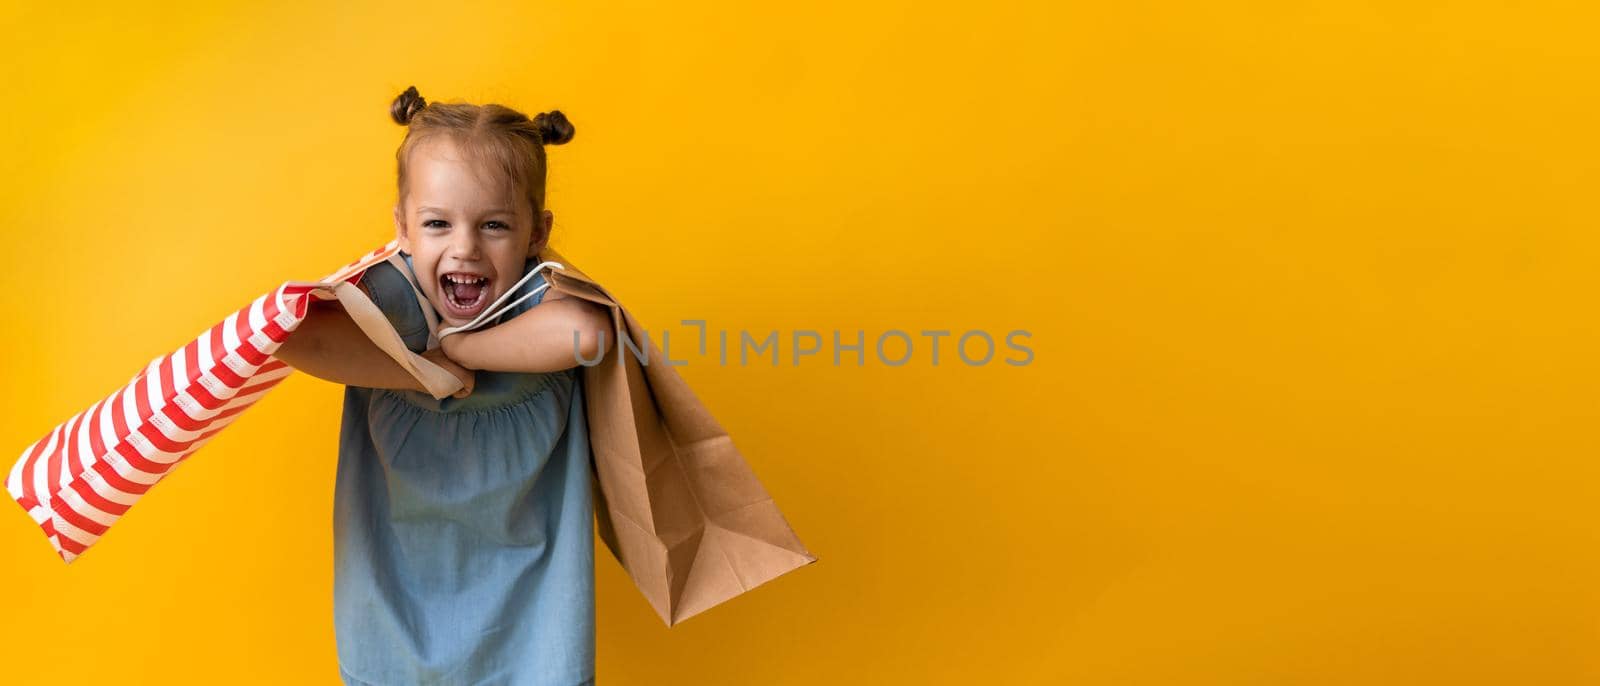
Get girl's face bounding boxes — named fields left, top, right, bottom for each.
left=393, top=137, right=553, bottom=327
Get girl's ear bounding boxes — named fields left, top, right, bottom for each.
left=525, top=209, right=554, bottom=259
left=393, top=203, right=410, bottom=253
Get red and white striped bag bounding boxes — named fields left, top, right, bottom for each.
left=5, top=240, right=463, bottom=563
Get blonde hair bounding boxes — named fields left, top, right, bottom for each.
left=389, top=85, right=575, bottom=248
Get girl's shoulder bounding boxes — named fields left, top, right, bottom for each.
left=357, top=260, right=430, bottom=352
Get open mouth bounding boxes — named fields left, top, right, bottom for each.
left=439, top=272, right=492, bottom=319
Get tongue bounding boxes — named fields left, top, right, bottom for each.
left=451, top=281, right=484, bottom=304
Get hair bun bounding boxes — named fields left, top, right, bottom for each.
left=390, top=86, right=427, bottom=125
left=532, top=110, right=575, bottom=145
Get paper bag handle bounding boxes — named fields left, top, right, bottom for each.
left=382, top=252, right=448, bottom=352
left=321, top=276, right=465, bottom=400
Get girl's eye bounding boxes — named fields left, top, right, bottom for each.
left=422, top=219, right=507, bottom=229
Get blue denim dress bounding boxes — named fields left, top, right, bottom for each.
left=333, top=253, right=596, bottom=686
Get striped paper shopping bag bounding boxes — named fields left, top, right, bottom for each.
left=5, top=239, right=459, bottom=563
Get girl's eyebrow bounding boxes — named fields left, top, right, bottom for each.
left=416, top=205, right=513, bottom=215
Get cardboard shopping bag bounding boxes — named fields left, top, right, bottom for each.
left=533, top=247, right=818, bottom=626
left=4, top=240, right=461, bottom=563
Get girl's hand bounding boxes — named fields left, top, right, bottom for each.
left=422, top=346, right=475, bottom=398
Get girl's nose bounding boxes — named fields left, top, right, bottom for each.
left=449, top=230, right=481, bottom=260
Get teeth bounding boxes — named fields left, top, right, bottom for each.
left=442, top=274, right=488, bottom=311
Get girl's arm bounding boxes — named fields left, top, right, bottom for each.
left=271, top=296, right=475, bottom=395
left=440, top=291, right=610, bottom=373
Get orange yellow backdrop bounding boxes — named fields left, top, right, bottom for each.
left=2, top=1, right=1597, bottom=684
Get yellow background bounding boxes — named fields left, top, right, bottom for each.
left=2, top=1, right=1597, bottom=683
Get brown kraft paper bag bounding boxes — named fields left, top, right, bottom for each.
left=529, top=247, right=818, bottom=626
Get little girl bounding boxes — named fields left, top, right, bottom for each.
left=273, top=86, right=609, bottom=686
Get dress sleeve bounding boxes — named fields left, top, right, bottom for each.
left=356, top=261, right=432, bottom=354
